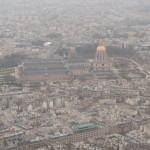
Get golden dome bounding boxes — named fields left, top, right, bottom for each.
left=96, top=40, right=106, bottom=51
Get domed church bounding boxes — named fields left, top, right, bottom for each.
left=17, top=39, right=117, bottom=83
left=91, top=39, right=117, bottom=79
left=93, top=39, right=111, bottom=71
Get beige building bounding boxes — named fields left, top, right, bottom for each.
left=17, top=40, right=116, bottom=82
left=45, top=123, right=108, bottom=146
left=18, top=58, right=89, bottom=83
left=93, top=40, right=111, bottom=71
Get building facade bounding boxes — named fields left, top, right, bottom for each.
left=17, top=40, right=115, bottom=83
left=93, top=40, right=111, bottom=71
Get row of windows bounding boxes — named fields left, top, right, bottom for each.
left=50, top=130, right=99, bottom=144
left=95, top=64, right=105, bottom=66
left=96, top=57, right=105, bottom=60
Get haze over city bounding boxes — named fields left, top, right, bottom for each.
left=0, top=0, right=150, bottom=149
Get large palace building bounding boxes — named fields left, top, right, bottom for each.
left=17, top=58, right=89, bottom=82
left=17, top=40, right=116, bottom=82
